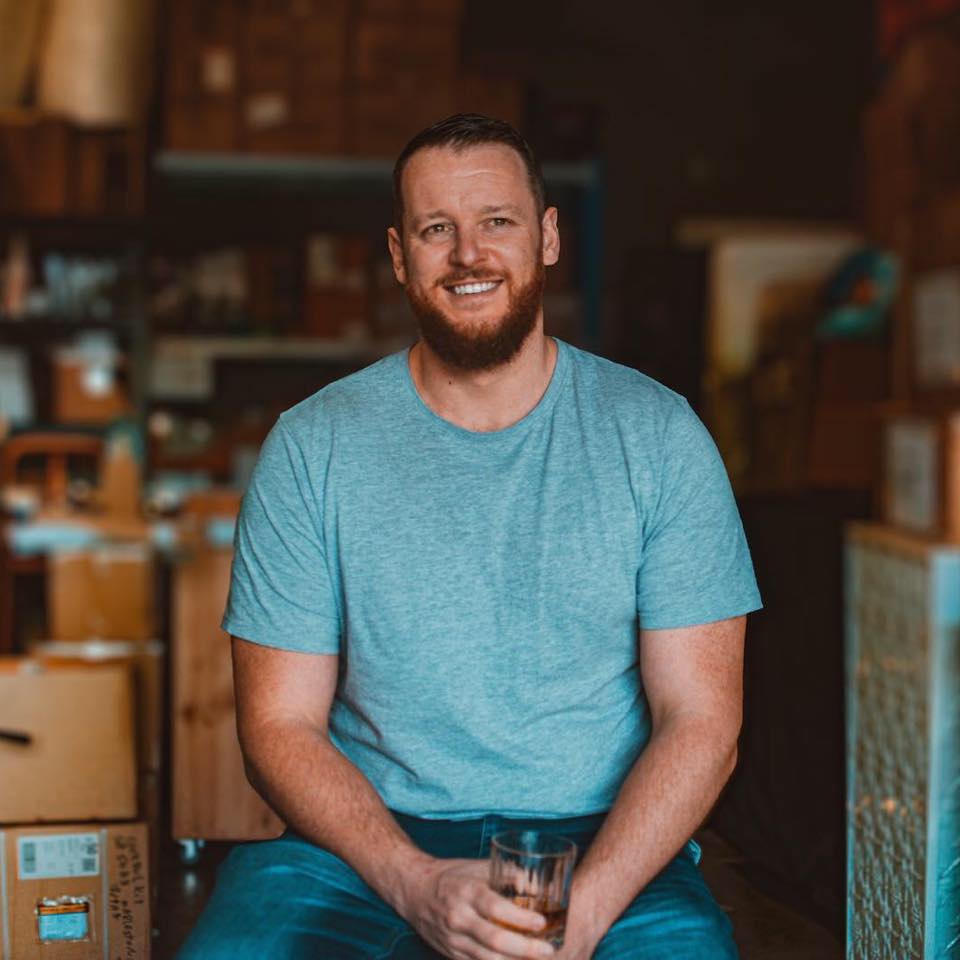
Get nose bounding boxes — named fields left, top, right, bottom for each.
left=451, top=225, right=483, bottom=268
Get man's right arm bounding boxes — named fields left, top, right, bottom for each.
left=231, top=636, right=433, bottom=914
left=231, top=636, right=552, bottom=960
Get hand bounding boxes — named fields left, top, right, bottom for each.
left=401, top=857, right=558, bottom=959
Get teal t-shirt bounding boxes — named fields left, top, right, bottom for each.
left=223, top=338, right=761, bottom=819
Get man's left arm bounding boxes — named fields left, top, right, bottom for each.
left=558, top=614, right=745, bottom=958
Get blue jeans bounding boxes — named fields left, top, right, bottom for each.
left=175, top=811, right=737, bottom=959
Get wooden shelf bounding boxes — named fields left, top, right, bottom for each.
left=151, top=333, right=407, bottom=360
left=148, top=334, right=409, bottom=401
left=0, top=318, right=131, bottom=339
left=154, top=151, right=599, bottom=188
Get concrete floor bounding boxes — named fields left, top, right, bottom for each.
left=155, top=828, right=842, bottom=959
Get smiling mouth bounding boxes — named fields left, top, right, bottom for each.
left=444, top=280, right=502, bottom=297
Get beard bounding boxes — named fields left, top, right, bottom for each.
left=405, top=257, right=546, bottom=372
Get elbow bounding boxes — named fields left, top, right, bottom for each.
left=234, top=716, right=276, bottom=798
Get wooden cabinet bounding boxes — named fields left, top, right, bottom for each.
left=171, top=545, right=282, bottom=846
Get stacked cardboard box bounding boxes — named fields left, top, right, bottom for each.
left=0, top=659, right=150, bottom=957
left=166, top=0, right=244, bottom=150
left=30, top=638, right=165, bottom=922
left=46, top=544, right=155, bottom=643
left=165, top=0, right=352, bottom=153
left=0, top=823, right=150, bottom=959
left=345, top=0, right=523, bottom=155
left=165, top=0, right=524, bottom=157
left=0, top=113, right=144, bottom=216
left=345, top=0, right=460, bottom=154
left=241, top=0, right=349, bottom=154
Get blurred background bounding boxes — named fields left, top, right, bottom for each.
left=1, top=1, right=959, bottom=957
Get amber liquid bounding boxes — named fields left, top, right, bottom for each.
left=494, top=891, right=567, bottom=946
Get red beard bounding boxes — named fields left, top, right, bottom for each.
left=405, top=259, right=546, bottom=372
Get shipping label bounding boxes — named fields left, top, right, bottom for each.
left=36, top=898, right=91, bottom=942
left=17, top=833, right=100, bottom=879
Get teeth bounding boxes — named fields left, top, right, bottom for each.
left=452, top=281, right=498, bottom=295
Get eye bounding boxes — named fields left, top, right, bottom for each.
left=422, top=223, right=451, bottom=238
left=488, top=217, right=511, bottom=227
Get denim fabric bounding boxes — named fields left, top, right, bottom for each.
left=175, top=812, right=737, bottom=959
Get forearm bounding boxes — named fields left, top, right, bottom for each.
left=568, top=713, right=738, bottom=943
left=241, top=719, right=434, bottom=917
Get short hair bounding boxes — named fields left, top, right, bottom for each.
left=392, top=113, right=545, bottom=229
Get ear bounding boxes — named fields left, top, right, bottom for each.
left=387, top=226, right=407, bottom=284
left=541, top=207, right=560, bottom=267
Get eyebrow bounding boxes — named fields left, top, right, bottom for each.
left=411, top=204, right=525, bottom=229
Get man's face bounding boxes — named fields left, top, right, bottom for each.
left=387, top=144, right=559, bottom=371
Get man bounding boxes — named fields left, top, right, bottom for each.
left=177, top=114, right=761, bottom=959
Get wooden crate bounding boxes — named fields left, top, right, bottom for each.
left=171, top=546, right=283, bottom=843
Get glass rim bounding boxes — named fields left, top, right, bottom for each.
left=489, top=829, right=577, bottom=859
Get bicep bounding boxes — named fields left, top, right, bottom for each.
left=231, top=635, right=339, bottom=739
left=638, top=616, right=745, bottom=733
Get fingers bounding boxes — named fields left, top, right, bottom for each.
left=478, top=887, right=548, bottom=935
left=450, top=922, right=556, bottom=960
left=463, top=890, right=555, bottom=959
left=422, top=859, right=557, bottom=960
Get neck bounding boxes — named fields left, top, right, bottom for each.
left=409, top=325, right=557, bottom=433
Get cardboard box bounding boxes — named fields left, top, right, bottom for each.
left=884, top=412, right=960, bottom=540
left=52, top=355, right=132, bottom=426
left=72, top=129, right=145, bottom=217
left=0, top=112, right=72, bottom=216
left=166, top=97, right=239, bottom=151
left=292, top=15, right=349, bottom=83
left=47, top=544, right=155, bottom=643
left=243, top=119, right=344, bottom=155
left=356, top=0, right=463, bottom=18
left=0, top=660, right=136, bottom=823
left=0, top=822, right=150, bottom=959
left=30, top=640, right=164, bottom=775
left=166, top=0, right=241, bottom=99
left=345, top=86, right=455, bottom=156
left=351, top=19, right=460, bottom=85
left=456, top=74, right=524, bottom=127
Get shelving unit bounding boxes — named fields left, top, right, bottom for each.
left=151, top=150, right=605, bottom=346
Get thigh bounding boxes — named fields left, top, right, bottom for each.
left=174, top=832, right=413, bottom=960
left=592, top=850, right=738, bottom=960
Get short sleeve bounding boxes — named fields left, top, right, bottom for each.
left=221, top=418, right=342, bottom=652
left=636, top=398, right=762, bottom=630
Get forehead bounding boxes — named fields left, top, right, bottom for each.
left=400, top=143, right=534, bottom=216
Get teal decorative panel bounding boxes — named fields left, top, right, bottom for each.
left=846, top=525, right=960, bottom=959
